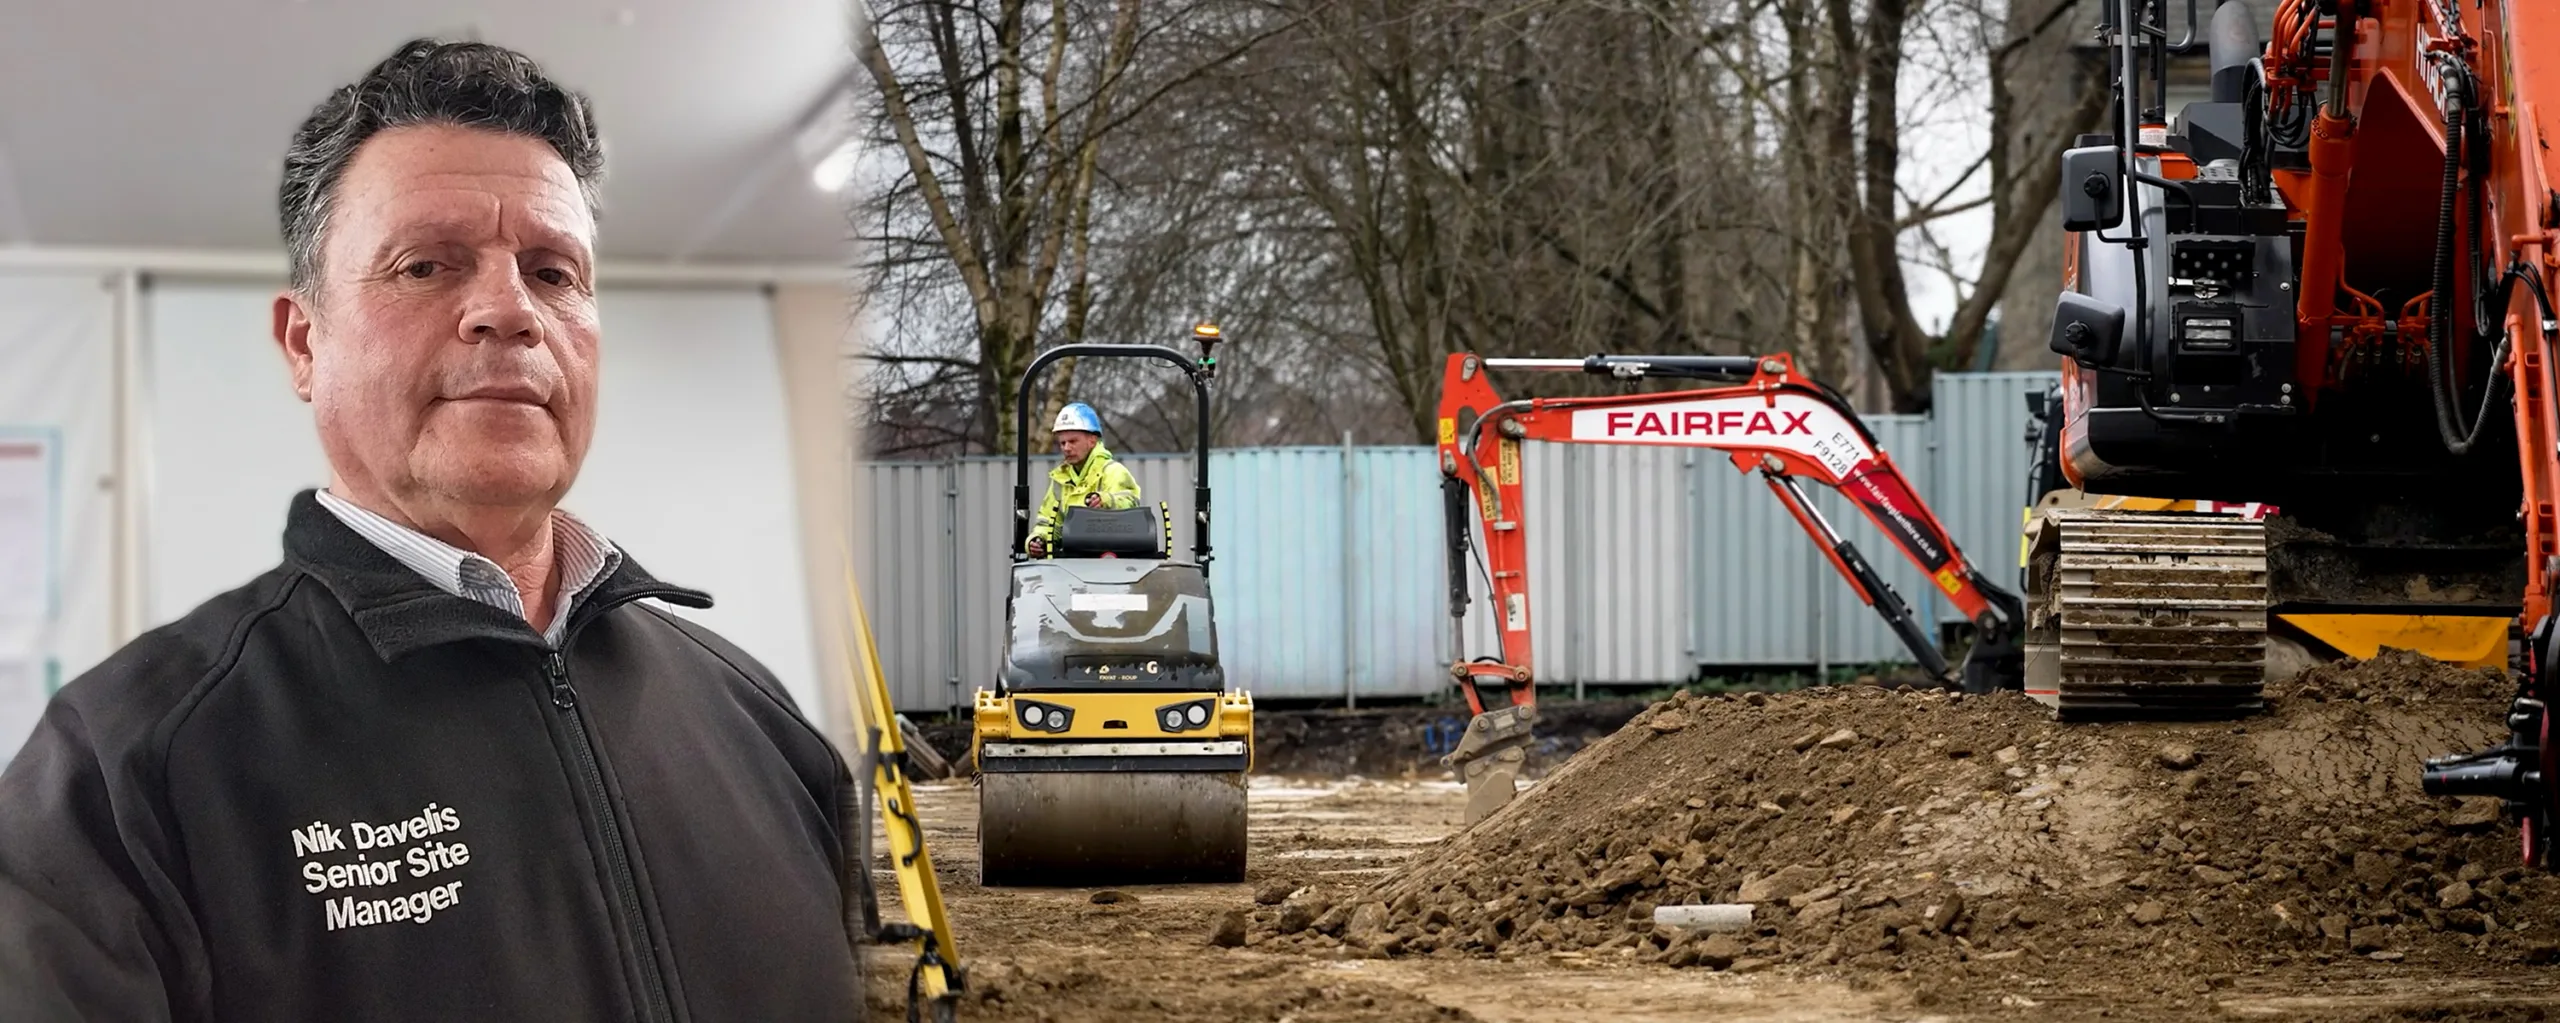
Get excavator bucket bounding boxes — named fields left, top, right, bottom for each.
left=2277, top=614, right=2510, bottom=670
left=1443, top=703, right=1536, bottom=824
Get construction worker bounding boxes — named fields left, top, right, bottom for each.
left=1026, top=402, right=1141, bottom=556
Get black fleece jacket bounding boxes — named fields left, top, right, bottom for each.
left=0, top=491, right=861, bottom=1022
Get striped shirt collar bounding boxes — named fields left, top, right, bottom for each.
left=312, top=489, right=623, bottom=646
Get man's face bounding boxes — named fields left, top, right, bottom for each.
left=273, top=123, right=600, bottom=514
left=1055, top=430, right=1098, bottom=465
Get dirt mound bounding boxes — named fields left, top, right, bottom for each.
left=1248, top=652, right=2560, bottom=993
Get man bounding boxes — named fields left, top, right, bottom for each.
left=0, top=41, right=860, bottom=1022
left=1025, top=402, right=1142, bottom=556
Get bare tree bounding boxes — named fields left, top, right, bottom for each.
left=855, top=0, right=1164, bottom=451
left=850, top=0, right=2109, bottom=453
left=1993, top=0, right=2110, bottom=370
left=1831, top=0, right=2107, bottom=410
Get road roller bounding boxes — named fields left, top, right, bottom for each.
left=973, top=328, right=1254, bottom=887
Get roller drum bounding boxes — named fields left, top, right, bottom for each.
left=978, top=770, right=1247, bottom=886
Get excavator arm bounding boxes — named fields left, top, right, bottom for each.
left=1433, top=351, right=2024, bottom=820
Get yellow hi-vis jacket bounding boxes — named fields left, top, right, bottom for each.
left=1030, top=445, right=1142, bottom=550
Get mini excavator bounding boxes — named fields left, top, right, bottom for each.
left=970, top=328, right=1254, bottom=886
left=2041, top=0, right=2560, bottom=863
left=1436, top=352, right=2026, bottom=821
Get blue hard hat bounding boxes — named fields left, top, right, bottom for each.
left=1052, top=402, right=1103, bottom=435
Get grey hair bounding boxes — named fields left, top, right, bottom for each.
left=278, top=39, right=604, bottom=292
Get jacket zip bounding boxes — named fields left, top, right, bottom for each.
left=547, top=592, right=686, bottom=1023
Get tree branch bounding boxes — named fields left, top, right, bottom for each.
left=858, top=6, right=1002, bottom=332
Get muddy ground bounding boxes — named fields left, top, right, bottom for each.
left=869, top=656, right=2560, bottom=1021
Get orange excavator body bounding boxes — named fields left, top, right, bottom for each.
left=2047, top=0, right=2560, bottom=861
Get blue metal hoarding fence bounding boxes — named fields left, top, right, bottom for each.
left=857, top=371, right=2059, bottom=708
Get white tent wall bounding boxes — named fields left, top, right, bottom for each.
left=766, top=282, right=860, bottom=753
left=0, top=273, right=118, bottom=757
left=144, top=283, right=333, bottom=623
left=127, top=276, right=826, bottom=719
left=567, top=287, right=823, bottom=715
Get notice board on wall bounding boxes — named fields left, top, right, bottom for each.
left=0, top=428, right=60, bottom=752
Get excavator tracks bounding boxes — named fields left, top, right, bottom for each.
left=2025, top=510, right=2269, bottom=718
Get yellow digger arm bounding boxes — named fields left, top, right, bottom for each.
left=838, top=560, right=963, bottom=1017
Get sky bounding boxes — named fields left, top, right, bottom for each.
left=1894, top=0, right=2005, bottom=338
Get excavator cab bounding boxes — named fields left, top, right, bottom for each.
left=971, top=327, right=1254, bottom=887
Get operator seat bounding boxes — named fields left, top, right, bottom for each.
left=1054, top=506, right=1166, bottom=559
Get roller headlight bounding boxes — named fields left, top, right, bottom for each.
left=1155, top=698, right=1218, bottom=733
left=1015, top=700, right=1074, bottom=733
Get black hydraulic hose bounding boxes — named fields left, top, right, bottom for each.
left=2521, top=268, right=2560, bottom=416
left=2468, top=89, right=2502, bottom=340
left=2519, top=263, right=2559, bottom=335
left=2242, top=58, right=2273, bottom=206
left=2129, top=169, right=2200, bottom=215
left=2503, top=261, right=2559, bottom=414
left=2423, top=63, right=2510, bottom=456
left=1442, top=474, right=1471, bottom=628
left=1439, top=452, right=1509, bottom=665
left=1838, top=538, right=1952, bottom=682
left=2424, top=74, right=2470, bottom=451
